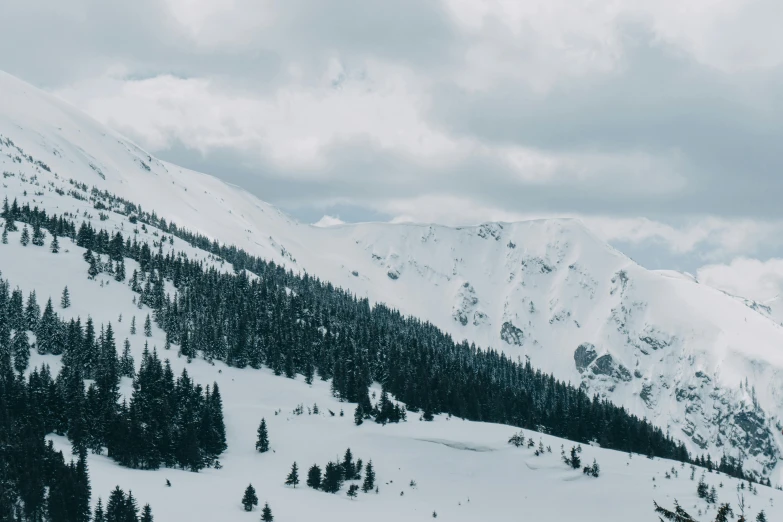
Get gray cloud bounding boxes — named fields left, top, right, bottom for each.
left=3, top=0, right=783, bottom=272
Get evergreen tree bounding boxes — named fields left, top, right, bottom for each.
left=106, top=486, right=128, bottom=522
left=25, top=290, right=40, bottom=330
left=354, top=405, right=364, bottom=426
left=714, top=503, right=734, bottom=522
left=261, top=502, right=273, bottom=522
left=757, top=510, right=768, bottom=522
left=144, top=314, right=152, bottom=337
left=565, top=446, right=581, bottom=469
left=307, top=464, right=322, bottom=490
left=347, top=484, right=359, bottom=499
left=50, top=234, right=60, bottom=253
left=124, top=491, right=140, bottom=521
left=1, top=226, right=7, bottom=244
left=12, top=329, right=30, bottom=374
left=74, top=449, right=92, bottom=522
left=20, top=225, right=29, bottom=246
left=285, top=462, right=300, bottom=488
left=653, top=500, right=696, bottom=521
left=114, top=259, right=126, bottom=282
left=697, top=477, right=709, bottom=499
left=256, top=418, right=270, bottom=452
left=362, top=460, right=375, bottom=493
left=88, top=256, right=98, bottom=279
left=322, top=461, right=344, bottom=493
left=342, top=448, right=356, bottom=480
left=130, top=316, right=136, bottom=335
left=120, top=339, right=135, bottom=378
left=31, top=223, right=46, bottom=246
left=242, top=484, right=259, bottom=511
left=709, top=485, right=718, bottom=504
left=140, top=504, right=154, bottom=522
left=93, top=498, right=106, bottom=522
left=61, top=286, right=71, bottom=308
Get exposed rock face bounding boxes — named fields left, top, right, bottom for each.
left=574, top=343, right=597, bottom=372
left=590, top=355, right=632, bottom=382
left=452, top=282, right=481, bottom=326
left=501, top=322, right=525, bottom=346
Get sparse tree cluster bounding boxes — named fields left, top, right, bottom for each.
left=305, top=448, right=372, bottom=496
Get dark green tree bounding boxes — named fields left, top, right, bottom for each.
left=307, top=464, right=322, bottom=490
left=322, top=461, right=344, bottom=493
left=31, top=223, right=45, bottom=246
left=256, top=418, right=269, bottom=452
left=144, top=314, right=152, bottom=337
left=20, top=225, right=29, bottom=246
left=242, top=484, right=258, bottom=511
left=362, top=460, right=375, bottom=493
left=285, top=462, right=300, bottom=488
left=261, top=502, right=274, bottom=522
left=61, top=286, right=71, bottom=308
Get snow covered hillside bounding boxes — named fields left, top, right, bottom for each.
left=3, top=68, right=783, bottom=483
left=1, top=212, right=781, bottom=522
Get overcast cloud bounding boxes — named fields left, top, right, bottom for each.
left=3, top=0, right=783, bottom=296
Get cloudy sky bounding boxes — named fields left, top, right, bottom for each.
left=3, top=0, right=783, bottom=299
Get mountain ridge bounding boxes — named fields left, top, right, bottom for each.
left=2, top=69, right=783, bottom=480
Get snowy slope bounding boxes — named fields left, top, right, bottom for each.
left=2, top=224, right=781, bottom=522
left=3, top=69, right=783, bottom=481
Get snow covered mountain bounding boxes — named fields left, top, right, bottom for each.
left=3, top=67, right=783, bottom=488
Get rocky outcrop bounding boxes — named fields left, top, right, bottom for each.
left=500, top=321, right=525, bottom=346
left=574, top=343, right=597, bottom=372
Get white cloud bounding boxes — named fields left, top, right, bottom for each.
left=312, top=215, right=346, bottom=227
left=55, top=60, right=469, bottom=172
left=442, top=0, right=783, bottom=93
left=697, top=258, right=783, bottom=302
left=379, top=194, right=783, bottom=262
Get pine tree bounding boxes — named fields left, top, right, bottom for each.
left=106, top=486, right=127, bottom=522
left=140, top=504, right=154, bottom=522
left=564, top=446, right=581, bottom=469
left=130, top=316, right=136, bottom=335
left=653, top=500, right=697, bottom=521
left=757, top=510, right=768, bottom=522
left=20, top=225, right=29, bottom=246
left=93, top=498, right=106, bottom=522
left=12, top=329, right=30, bottom=374
left=144, top=314, right=152, bottom=337
left=114, top=259, right=126, bottom=282
left=50, top=234, right=60, bottom=253
left=88, top=256, right=98, bottom=279
left=31, top=223, right=45, bottom=246
left=285, top=462, right=300, bottom=488
left=242, top=484, right=258, bottom=511
left=342, top=448, right=355, bottom=479
left=354, top=405, right=364, bottom=426
left=61, top=286, right=71, bottom=308
left=307, top=464, right=322, bottom=490
left=1, top=226, right=7, bottom=244
left=256, top=418, right=269, bottom=452
left=261, top=503, right=274, bottom=522
left=709, top=485, right=718, bottom=504
left=125, top=491, right=139, bottom=521
left=347, top=484, right=359, bottom=499
left=714, top=503, right=734, bottom=522
left=362, top=460, right=375, bottom=492
left=120, top=339, right=135, bottom=378
left=697, top=477, right=709, bottom=499
left=322, top=461, right=344, bottom=493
